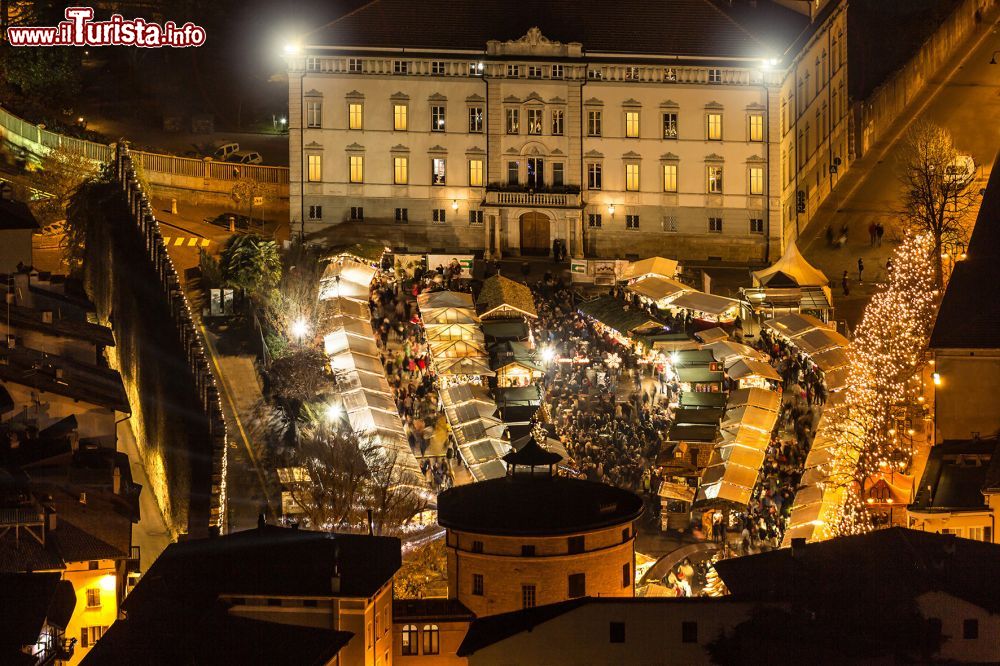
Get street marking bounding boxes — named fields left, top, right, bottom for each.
left=174, top=237, right=185, bottom=246
left=187, top=237, right=198, bottom=246
left=162, top=236, right=212, bottom=248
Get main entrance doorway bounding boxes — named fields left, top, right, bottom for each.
left=519, top=212, right=550, bottom=256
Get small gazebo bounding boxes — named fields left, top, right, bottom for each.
left=503, top=424, right=563, bottom=476
left=744, top=242, right=832, bottom=319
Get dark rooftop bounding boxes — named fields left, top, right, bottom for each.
left=393, top=598, right=474, bottom=623
left=438, top=474, right=643, bottom=536
left=83, top=605, right=354, bottom=666
left=502, top=436, right=562, bottom=468
left=305, top=0, right=811, bottom=61
left=0, top=573, right=75, bottom=652
left=910, top=438, right=998, bottom=511
left=930, top=155, right=1000, bottom=349
left=0, top=345, right=129, bottom=413
left=715, top=528, right=1000, bottom=614
left=3, top=303, right=115, bottom=347
left=125, top=525, right=401, bottom=611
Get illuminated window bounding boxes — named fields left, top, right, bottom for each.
left=469, top=159, right=484, bottom=187
left=527, top=108, right=542, bottom=135
left=552, top=110, right=564, bottom=135
left=401, top=625, right=418, bottom=655
left=506, top=108, right=519, bottom=134
left=422, top=625, right=440, bottom=655
left=625, top=163, right=640, bottom=191
left=707, top=165, right=723, bottom=193
left=749, top=165, right=764, bottom=195
left=663, top=163, right=677, bottom=192
left=348, top=103, right=363, bottom=130
left=432, top=158, right=446, bottom=185
left=349, top=155, right=362, bottom=183
left=748, top=113, right=764, bottom=142
left=625, top=111, right=640, bottom=138
left=662, top=112, right=677, bottom=139
left=307, top=154, right=322, bottom=182
left=393, top=104, right=407, bottom=131
left=393, top=157, right=408, bottom=185
left=707, top=113, right=722, bottom=140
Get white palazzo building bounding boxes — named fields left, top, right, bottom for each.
left=287, top=0, right=848, bottom=263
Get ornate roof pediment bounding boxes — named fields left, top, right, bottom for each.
left=428, top=92, right=448, bottom=102
left=390, top=91, right=410, bottom=101
left=465, top=146, right=486, bottom=154
left=622, top=151, right=642, bottom=160
left=584, top=97, right=604, bottom=107
left=584, top=149, right=604, bottom=159
left=704, top=153, right=725, bottom=162
left=345, top=142, right=365, bottom=152
left=622, top=98, right=642, bottom=108
left=503, top=95, right=522, bottom=104
left=660, top=99, right=679, bottom=108
left=660, top=152, right=679, bottom=161
left=390, top=144, right=409, bottom=152
left=466, top=93, right=485, bottom=103
left=548, top=96, right=566, bottom=105
left=345, top=90, right=364, bottom=99
left=486, top=26, right=583, bottom=58
left=704, top=100, right=724, bottom=110
left=428, top=145, right=448, bottom=153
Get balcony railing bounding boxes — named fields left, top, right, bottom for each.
left=485, top=189, right=582, bottom=208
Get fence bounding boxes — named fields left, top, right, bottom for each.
left=113, top=142, right=229, bottom=534
left=0, top=105, right=289, bottom=197
left=856, top=0, right=989, bottom=157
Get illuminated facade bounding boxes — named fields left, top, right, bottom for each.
left=288, top=0, right=848, bottom=262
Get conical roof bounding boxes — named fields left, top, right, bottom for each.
left=752, top=242, right=828, bottom=288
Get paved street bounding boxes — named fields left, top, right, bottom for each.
left=800, top=10, right=1000, bottom=329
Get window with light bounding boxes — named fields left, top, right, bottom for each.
left=749, top=165, right=764, bottom=195
left=749, top=113, right=764, bottom=142
left=625, top=163, right=640, bottom=191
left=349, top=155, right=362, bottom=183
left=307, top=154, right=322, bottom=182
left=707, top=113, right=722, bottom=140
left=625, top=111, right=640, bottom=138
left=469, top=159, right=484, bottom=187
left=393, top=157, right=408, bottom=185
left=663, top=163, right=677, bottom=192
left=348, top=103, right=363, bottom=130
left=707, top=165, right=723, bottom=193
left=393, top=104, right=407, bottom=131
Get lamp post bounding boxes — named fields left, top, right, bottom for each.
left=284, top=42, right=306, bottom=243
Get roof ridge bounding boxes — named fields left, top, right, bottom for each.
left=699, top=0, right=766, bottom=48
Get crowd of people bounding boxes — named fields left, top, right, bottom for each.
left=532, top=277, right=671, bottom=491
left=756, top=328, right=828, bottom=406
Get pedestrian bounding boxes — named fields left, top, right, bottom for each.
left=521, top=261, right=531, bottom=279
left=885, top=257, right=893, bottom=275
left=842, top=270, right=850, bottom=296
left=857, top=257, right=864, bottom=283
left=826, top=225, right=834, bottom=247
left=876, top=222, right=885, bottom=247
left=868, top=221, right=877, bottom=247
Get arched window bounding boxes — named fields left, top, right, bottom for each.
left=401, top=625, right=418, bottom=655
left=422, top=624, right=440, bottom=655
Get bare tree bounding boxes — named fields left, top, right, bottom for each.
left=896, top=122, right=978, bottom=288
left=286, top=425, right=425, bottom=535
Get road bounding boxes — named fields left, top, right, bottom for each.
left=799, top=12, right=1000, bottom=329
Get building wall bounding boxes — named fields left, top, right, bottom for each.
left=464, top=599, right=763, bottom=666
left=63, top=558, right=120, bottom=665
left=906, top=509, right=995, bottom=544
left=393, top=618, right=470, bottom=665
left=918, top=591, right=1000, bottom=663
left=933, top=350, right=1000, bottom=442
left=777, top=1, right=850, bottom=247
left=289, top=47, right=800, bottom=262
left=17, top=330, right=102, bottom=365
left=446, top=522, right=636, bottom=617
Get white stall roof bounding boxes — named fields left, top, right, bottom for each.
left=727, top=358, right=782, bottom=382
left=669, top=291, right=740, bottom=316
left=694, top=327, right=729, bottom=344
left=726, top=387, right=781, bottom=413
left=764, top=313, right=825, bottom=338
left=624, top=256, right=680, bottom=280
left=627, top=275, right=691, bottom=302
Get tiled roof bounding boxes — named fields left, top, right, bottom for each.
left=52, top=519, right=128, bottom=563
left=306, top=0, right=811, bottom=59
left=0, top=346, right=129, bottom=413
left=930, top=156, right=1000, bottom=349
left=476, top=275, right=537, bottom=319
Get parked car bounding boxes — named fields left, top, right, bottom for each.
left=944, top=154, right=975, bottom=186
left=212, top=142, right=240, bottom=161
left=227, top=150, right=263, bottom=165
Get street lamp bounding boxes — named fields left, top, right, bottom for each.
left=540, top=346, right=556, bottom=364
left=284, top=42, right=301, bottom=55
left=451, top=199, right=459, bottom=211
left=291, top=317, right=310, bottom=341
left=324, top=402, right=343, bottom=424
left=607, top=203, right=616, bottom=217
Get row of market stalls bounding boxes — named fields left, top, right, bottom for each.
left=417, top=289, right=510, bottom=481
left=318, top=250, right=427, bottom=491
left=763, top=313, right=851, bottom=391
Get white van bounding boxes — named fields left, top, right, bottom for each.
left=212, top=142, right=240, bottom=161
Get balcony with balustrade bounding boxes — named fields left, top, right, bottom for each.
left=485, top=185, right=583, bottom=209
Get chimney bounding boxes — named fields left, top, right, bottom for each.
left=790, top=537, right=807, bottom=557
left=113, top=466, right=121, bottom=495
left=367, top=509, right=374, bottom=536
left=41, top=311, right=53, bottom=324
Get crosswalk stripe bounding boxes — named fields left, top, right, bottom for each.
left=174, top=237, right=185, bottom=246
left=187, top=237, right=199, bottom=246
left=200, top=239, right=211, bottom=247
left=163, top=236, right=213, bottom=247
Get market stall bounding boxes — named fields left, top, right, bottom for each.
left=623, top=256, right=680, bottom=281
left=744, top=242, right=833, bottom=320
left=476, top=274, right=538, bottom=321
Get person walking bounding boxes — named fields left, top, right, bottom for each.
left=885, top=257, right=893, bottom=275
left=857, top=257, right=864, bottom=284
left=868, top=221, right=877, bottom=247
left=876, top=222, right=885, bottom=247
left=842, top=270, right=850, bottom=296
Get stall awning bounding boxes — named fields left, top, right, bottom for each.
left=751, top=241, right=829, bottom=288
left=421, top=307, right=479, bottom=325
left=429, top=338, right=488, bottom=359
left=720, top=426, right=771, bottom=451
left=668, top=424, right=719, bottom=443
left=627, top=275, right=691, bottom=303
left=791, top=327, right=850, bottom=355
left=704, top=341, right=768, bottom=368
left=811, top=347, right=850, bottom=372
left=672, top=408, right=724, bottom=426
left=763, top=313, right=825, bottom=338
left=823, top=366, right=850, bottom=391
left=324, top=331, right=381, bottom=359
left=482, top=319, right=529, bottom=341
left=694, top=327, right=729, bottom=344
left=433, top=356, right=495, bottom=376
left=425, top=322, right=484, bottom=342
left=578, top=296, right=663, bottom=335
left=624, top=256, right=680, bottom=281
left=668, top=292, right=740, bottom=317
left=476, top=274, right=538, bottom=319
left=726, top=387, right=781, bottom=413
left=417, top=290, right=476, bottom=310
left=680, top=392, right=728, bottom=409
left=676, top=367, right=724, bottom=384
left=722, top=405, right=779, bottom=433
left=727, top=358, right=781, bottom=382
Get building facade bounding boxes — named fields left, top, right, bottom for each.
left=287, top=0, right=848, bottom=263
